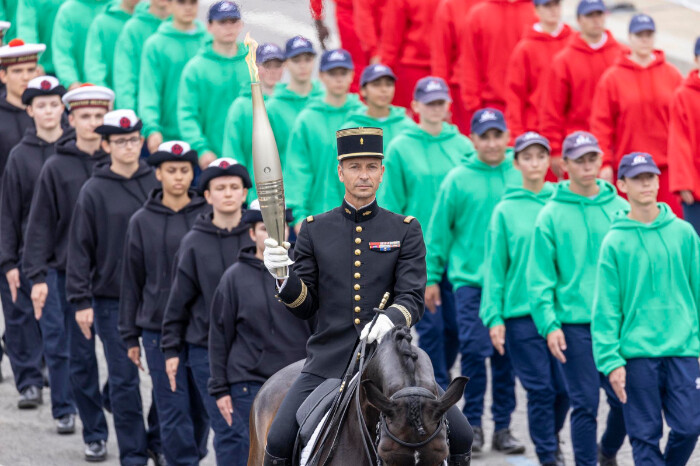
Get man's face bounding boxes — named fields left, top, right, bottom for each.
left=629, top=30, right=655, bottom=57
left=617, top=172, right=658, bottom=205
left=259, top=59, right=285, bottom=88
left=578, top=10, right=606, bottom=38
left=287, top=53, right=315, bottom=83
left=171, top=0, right=198, bottom=24
left=102, top=131, right=144, bottom=166
left=204, top=176, right=247, bottom=214
left=514, top=145, right=550, bottom=182
left=536, top=0, right=562, bottom=25
left=412, top=100, right=449, bottom=125
left=320, top=68, right=353, bottom=98
left=69, top=107, right=108, bottom=142
left=470, top=129, right=510, bottom=166
left=563, top=152, right=602, bottom=187
left=337, top=157, right=384, bottom=202
left=27, top=95, right=64, bottom=130
left=156, top=161, right=193, bottom=197
left=361, top=77, right=395, bottom=108
left=208, top=18, right=243, bottom=44
left=0, top=62, right=39, bottom=100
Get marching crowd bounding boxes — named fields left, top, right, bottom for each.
left=0, top=0, right=699, bottom=464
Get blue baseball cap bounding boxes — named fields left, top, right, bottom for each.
left=533, top=0, right=555, bottom=6
left=285, top=36, right=315, bottom=59
left=208, top=1, right=241, bottom=21
left=320, top=49, right=354, bottom=71
left=470, top=108, right=507, bottom=135
left=694, top=36, right=700, bottom=56
left=577, top=0, right=606, bottom=16
left=617, top=152, right=661, bottom=179
left=413, top=76, right=451, bottom=104
left=256, top=43, right=285, bottom=64
left=360, top=64, right=396, bottom=87
left=562, top=131, right=602, bottom=160
left=514, top=131, right=551, bottom=154
left=629, top=14, right=655, bottom=34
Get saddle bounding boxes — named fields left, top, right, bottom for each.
left=296, top=378, right=342, bottom=447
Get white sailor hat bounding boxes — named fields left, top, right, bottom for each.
left=94, top=109, right=142, bottom=135
left=22, top=75, right=66, bottom=105
left=0, top=22, right=10, bottom=40
left=241, top=198, right=294, bottom=225
left=0, top=39, right=45, bottom=67
left=198, top=157, right=252, bottom=191
left=61, top=83, right=114, bottom=111
left=147, top=140, right=199, bottom=167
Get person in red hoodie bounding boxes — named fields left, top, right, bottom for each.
left=590, top=14, right=683, bottom=216
left=378, top=0, right=442, bottom=113
left=668, top=37, right=700, bottom=232
left=538, top=0, right=624, bottom=168
left=352, top=0, right=387, bottom=64
left=431, top=0, right=484, bottom=133
left=457, top=0, right=536, bottom=125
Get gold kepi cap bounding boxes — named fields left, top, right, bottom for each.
left=336, top=127, right=384, bottom=161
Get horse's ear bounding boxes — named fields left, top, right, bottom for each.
left=433, top=376, right=469, bottom=418
left=362, top=380, right=395, bottom=414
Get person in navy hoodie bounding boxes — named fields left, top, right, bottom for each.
left=119, top=140, right=211, bottom=466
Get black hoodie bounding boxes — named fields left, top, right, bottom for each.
left=119, top=189, right=211, bottom=348
left=23, top=134, right=110, bottom=283
left=161, top=212, right=253, bottom=359
left=66, top=161, right=159, bottom=311
left=0, top=128, right=70, bottom=273
left=0, top=97, right=34, bottom=186
left=208, top=246, right=313, bottom=397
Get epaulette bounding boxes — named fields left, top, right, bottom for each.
left=403, top=216, right=415, bottom=224
left=306, top=215, right=314, bottom=223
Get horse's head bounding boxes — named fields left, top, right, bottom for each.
left=361, top=326, right=468, bottom=465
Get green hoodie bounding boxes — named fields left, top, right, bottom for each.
left=426, top=152, right=520, bottom=289
left=527, top=180, right=628, bottom=338
left=379, top=122, right=474, bottom=235
left=285, top=94, right=365, bottom=224
left=113, top=5, right=166, bottom=110
left=139, top=21, right=208, bottom=140
left=267, top=80, right=324, bottom=168
left=177, top=40, right=250, bottom=156
left=16, top=0, right=63, bottom=73
left=51, top=0, right=110, bottom=87
left=340, top=105, right=416, bottom=151
left=592, top=204, right=700, bottom=376
left=0, top=0, right=17, bottom=41
left=480, top=183, right=555, bottom=328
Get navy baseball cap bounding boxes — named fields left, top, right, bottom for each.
left=360, top=64, right=396, bottom=87
left=514, top=132, right=551, bottom=154
left=629, top=14, right=655, bottom=34
left=208, top=1, right=241, bottom=21
left=617, top=152, right=661, bottom=179
left=414, top=77, right=451, bottom=103
left=562, top=131, right=602, bottom=160
left=256, top=43, right=285, bottom=64
left=320, top=49, right=353, bottom=71
left=533, top=0, right=555, bottom=5
left=285, top=36, right=315, bottom=59
left=470, top=108, right=507, bottom=135
left=577, top=0, right=607, bottom=16
left=694, top=36, right=700, bottom=56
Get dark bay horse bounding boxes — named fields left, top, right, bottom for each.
left=248, top=327, right=468, bottom=465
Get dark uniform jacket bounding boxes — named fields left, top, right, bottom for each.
left=119, top=189, right=210, bottom=349
left=0, top=97, right=33, bottom=187
left=208, top=246, right=314, bottom=398
left=279, top=199, right=427, bottom=379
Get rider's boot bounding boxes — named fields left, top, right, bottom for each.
left=448, top=452, right=472, bottom=465
left=263, top=449, right=291, bottom=466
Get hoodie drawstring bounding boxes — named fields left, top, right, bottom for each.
left=636, top=229, right=657, bottom=292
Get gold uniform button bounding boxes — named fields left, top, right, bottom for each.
left=355, top=238, right=361, bottom=244
left=355, top=260, right=361, bottom=267
left=354, top=272, right=361, bottom=279
left=354, top=294, right=361, bottom=301
left=354, top=284, right=360, bottom=291
left=354, top=306, right=361, bottom=313
left=355, top=249, right=361, bottom=256
left=354, top=318, right=360, bottom=325
left=356, top=226, right=362, bottom=233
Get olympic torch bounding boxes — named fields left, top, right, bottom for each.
left=245, top=34, right=288, bottom=278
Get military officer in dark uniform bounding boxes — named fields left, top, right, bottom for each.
left=262, top=127, right=473, bottom=465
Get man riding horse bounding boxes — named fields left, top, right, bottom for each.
left=262, top=127, right=474, bottom=465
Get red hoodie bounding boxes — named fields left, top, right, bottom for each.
left=457, top=0, right=536, bottom=122
left=353, top=0, right=388, bottom=58
left=590, top=51, right=682, bottom=169
left=504, top=23, right=572, bottom=138
left=379, top=0, right=442, bottom=69
left=668, top=69, right=700, bottom=200
left=539, top=31, right=625, bottom=156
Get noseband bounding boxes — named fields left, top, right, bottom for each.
left=377, top=386, right=447, bottom=450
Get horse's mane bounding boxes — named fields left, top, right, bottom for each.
left=388, top=326, right=427, bottom=436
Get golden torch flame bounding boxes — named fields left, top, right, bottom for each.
left=244, top=32, right=259, bottom=83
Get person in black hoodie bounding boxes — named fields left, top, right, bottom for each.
left=66, top=109, right=161, bottom=466
left=0, top=75, right=77, bottom=425
left=22, top=84, right=114, bottom=462
left=208, top=200, right=312, bottom=465
left=119, top=140, right=211, bottom=466
left=161, top=157, right=253, bottom=464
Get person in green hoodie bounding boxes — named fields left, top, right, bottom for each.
left=592, top=152, right=700, bottom=466
left=340, top=63, right=414, bottom=151
left=267, top=35, right=323, bottom=170
left=221, top=42, right=284, bottom=201
left=285, top=48, right=363, bottom=229
left=425, top=108, right=523, bottom=455
left=177, top=0, right=249, bottom=170
left=16, top=0, right=64, bottom=74
left=51, top=0, right=110, bottom=88
left=380, top=76, right=473, bottom=392
left=112, top=0, right=170, bottom=111
left=527, top=130, right=628, bottom=466
left=480, top=132, right=569, bottom=466
left=139, top=0, right=208, bottom=153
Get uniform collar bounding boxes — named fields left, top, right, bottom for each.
left=341, top=198, right=378, bottom=223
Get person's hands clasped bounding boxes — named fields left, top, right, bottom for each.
left=360, top=314, right=394, bottom=344
left=263, top=238, right=293, bottom=279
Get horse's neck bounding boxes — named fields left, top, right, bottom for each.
left=323, top=395, right=375, bottom=466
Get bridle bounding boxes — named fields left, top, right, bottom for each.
left=377, top=387, right=447, bottom=450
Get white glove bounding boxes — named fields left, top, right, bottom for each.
left=360, top=314, right=394, bottom=344
left=263, top=238, right=294, bottom=279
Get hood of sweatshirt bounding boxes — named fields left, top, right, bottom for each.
left=132, top=2, right=167, bottom=23
left=237, top=245, right=263, bottom=268
left=551, top=179, right=619, bottom=205
left=464, top=152, right=515, bottom=173
left=569, top=29, right=623, bottom=55
left=0, top=97, right=24, bottom=114
left=502, top=182, right=554, bottom=202
left=92, top=159, right=153, bottom=182
left=401, top=121, right=462, bottom=143
left=345, top=105, right=410, bottom=126
left=684, top=69, right=700, bottom=91
left=525, top=22, right=572, bottom=42
left=616, top=50, right=669, bottom=71
left=20, top=127, right=73, bottom=148
left=199, top=39, right=249, bottom=63
left=144, top=188, right=208, bottom=216
left=271, top=80, right=325, bottom=103
left=55, top=135, right=110, bottom=165
left=156, top=20, right=206, bottom=39
left=191, top=211, right=250, bottom=237
left=104, top=1, right=137, bottom=20
left=305, top=93, right=363, bottom=114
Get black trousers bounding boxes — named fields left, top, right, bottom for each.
left=266, top=372, right=473, bottom=458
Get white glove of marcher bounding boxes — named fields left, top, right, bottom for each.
left=263, top=238, right=294, bottom=279
left=360, top=314, right=394, bottom=344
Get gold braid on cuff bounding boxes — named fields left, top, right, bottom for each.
left=285, top=280, right=308, bottom=308
left=390, top=304, right=412, bottom=327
